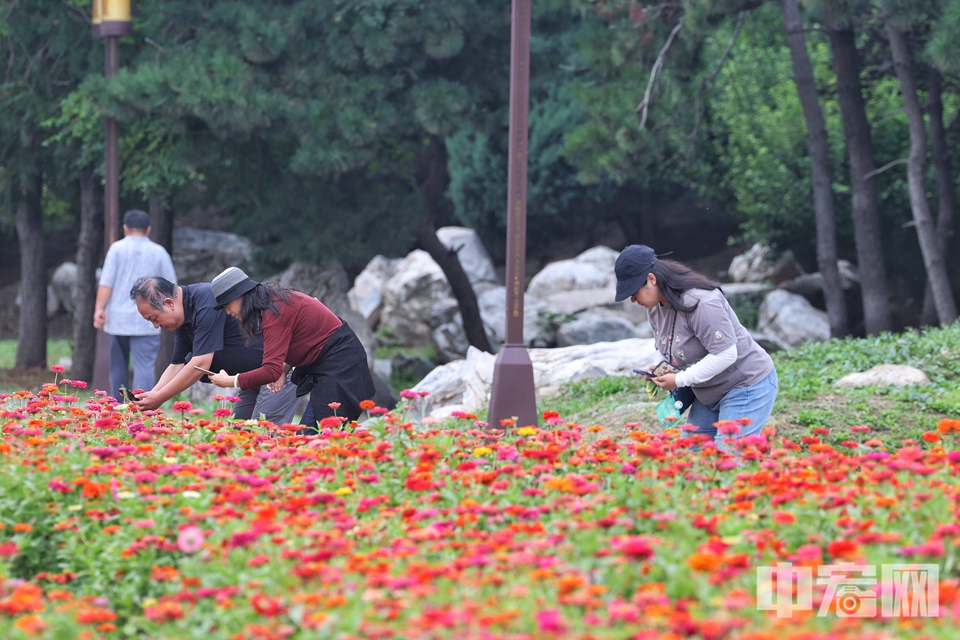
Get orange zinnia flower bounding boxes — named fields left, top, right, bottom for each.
left=13, top=614, right=47, bottom=635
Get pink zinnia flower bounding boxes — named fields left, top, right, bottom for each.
left=177, top=526, right=205, bottom=554
left=717, top=421, right=741, bottom=435
left=172, top=401, right=193, bottom=413
left=50, top=365, right=65, bottom=373
left=537, top=609, right=568, bottom=635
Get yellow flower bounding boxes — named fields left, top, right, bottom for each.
left=335, top=487, right=353, bottom=495
left=472, top=447, right=493, bottom=457
left=516, top=427, right=538, bottom=436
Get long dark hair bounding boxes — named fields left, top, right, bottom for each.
left=237, top=282, right=296, bottom=344
left=650, top=259, right=721, bottom=313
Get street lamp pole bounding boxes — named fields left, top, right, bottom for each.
left=487, top=0, right=537, bottom=428
left=91, top=0, right=132, bottom=392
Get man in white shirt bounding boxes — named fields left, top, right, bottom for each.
left=94, top=209, right=177, bottom=399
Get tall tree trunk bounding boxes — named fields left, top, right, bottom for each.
left=886, top=21, right=957, bottom=325
left=782, top=0, right=848, bottom=338
left=825, top=3, right=894, bottom=335
left=15, top=172, right=46, bottom=369
left=71, top=166, right=104, bottom=383
left=149, top=194, right=174, bottom=252
left=149, top=194, right=176, bottom=379
left=920, top=68, right=957, bottom=326
left=415, top=136, right=492, bottom=353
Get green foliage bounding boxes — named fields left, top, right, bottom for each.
left=928, top=0, right=960, bottom=71
left=708, top=6, right=852, bottom=260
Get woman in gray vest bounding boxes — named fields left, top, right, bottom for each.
left=614, top=245, right=778, bottom=446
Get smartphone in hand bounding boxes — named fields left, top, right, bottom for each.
left=633, top=369, right=656, bottom=378
left=193, top=365, right=216, bottom=376
left=118, top=386, right=136, bottom=403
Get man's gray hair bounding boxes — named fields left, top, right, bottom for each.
left=130, top=276, right=177, bottom=311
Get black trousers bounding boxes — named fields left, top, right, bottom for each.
left=292, top=322, right=375, bottom=431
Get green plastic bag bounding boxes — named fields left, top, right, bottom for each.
left=656, top=395, right=683, bottom=428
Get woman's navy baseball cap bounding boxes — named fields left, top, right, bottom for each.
left=614, top=244, right=658, bottom=302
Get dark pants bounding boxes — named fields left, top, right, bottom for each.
left=294, top=323, right=375, bottom=433
left=109, top=334, right=159, bottom=398
left=231, top=372, right=299, bottom=425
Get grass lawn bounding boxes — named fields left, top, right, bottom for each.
left=547, top=322, right=960, bottom=442
left=0, top=339, right=73, bottom=370
left=0, top=339, right=74, bottom=392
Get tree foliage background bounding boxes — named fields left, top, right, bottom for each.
left=2, top=0, right=960, bottom=361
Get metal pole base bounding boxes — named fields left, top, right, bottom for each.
left=487, top=343, right=537, bottom=428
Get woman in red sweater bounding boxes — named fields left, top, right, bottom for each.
left=208, top=267, right=375, bottom=431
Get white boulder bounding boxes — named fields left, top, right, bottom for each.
left=347, top=255, right=402, bottom=327
left=527, top=246, right=619, bottom=299
left=556, top=310, right=645, bottom=347
left=50, top=262, right=78, bottom=314
left=757, top=289, right=830, bottom=350
left=412, top=338, right=663, bottom=418
left=728, top=243, right=772, bottom=283
left=436, top=226, right=499, bottom=285
left=379, top=250, right=454, bottom=346
left=835, top=365, right=931, bottom=388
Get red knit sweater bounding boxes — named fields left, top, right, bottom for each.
left=237, top=292, right=342, bottom=390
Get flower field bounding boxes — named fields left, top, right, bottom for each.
left=0, top=372, right=958, bottom=639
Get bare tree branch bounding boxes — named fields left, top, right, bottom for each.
left=863, top=157, right=907, bottom=180
left=636, top=17, right=684, bottom=129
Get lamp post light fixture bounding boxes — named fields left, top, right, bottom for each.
left=487, top=0, right=538, bottom=429
left=91, top=0, right=132, bottom=393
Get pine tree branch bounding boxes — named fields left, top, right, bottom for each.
left=636, top=17, right=684, bottom=129
left=690, top=11, right=746, bottom=142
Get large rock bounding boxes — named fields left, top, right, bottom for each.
left=728, top=243, right=772, bottom=283
left=347, top=255, right=402, bottom=327
left=779, top=260, right=860, bottom=299
left=412, top=338, right=663, bottom=419
left=478, top=285, right=551, bottom=350
left=172, top=228, right=255, bottom=285
left=834, top=364, right=931, bottom=388
left=527, top=246, right=619, bottom=299
left=757, top=289, right=830, bottom=350
left=728, top=243, right=805, bottom=285
left=273, top=262, right=377, bottom=368
left=380, top=250, right=455, bottom=346
left=556, top=310, right=645, bottom=347
left=431, top=324, right=470, bottom=364
left=436, top=227, right=499, bottom=286
left=50, top=262, right=78, bottom=314
left=429, top=286, right=553, bottom=362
